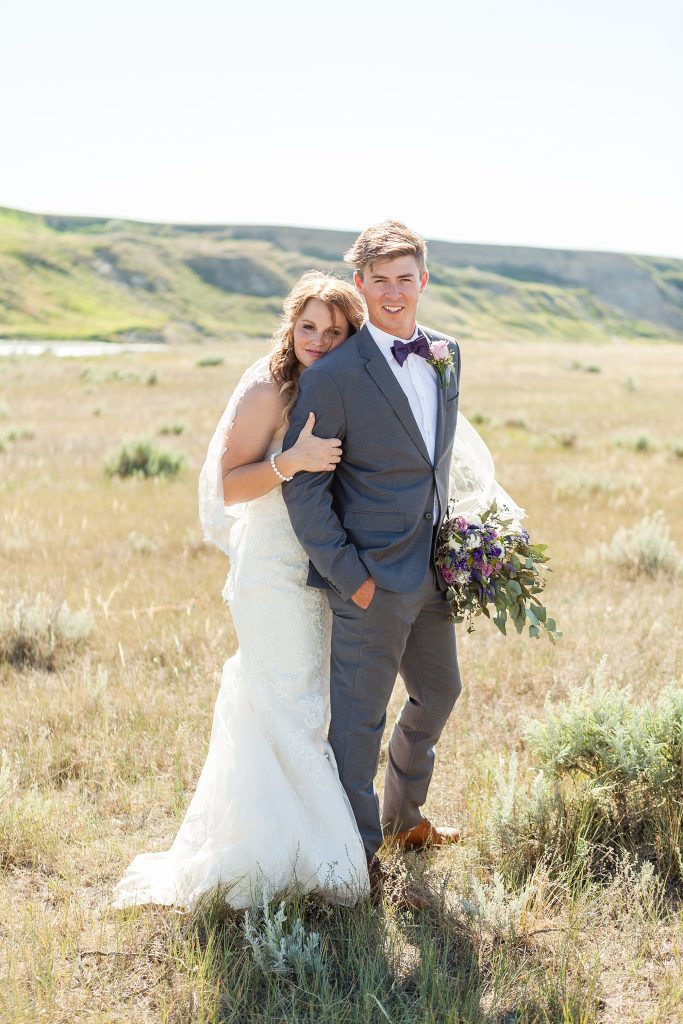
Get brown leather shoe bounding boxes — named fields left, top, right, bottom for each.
left=385, top=818, right=461, bottom=852
left=367, top=856, right=386, bottom=905
left=367, top=857, right=429, bottom=911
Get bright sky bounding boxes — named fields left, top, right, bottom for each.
left=3, top=0, right=682, bottom=257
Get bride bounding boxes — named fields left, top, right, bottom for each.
left=113, top=272, right=370, bottom=910
left=112, top=271, right=524, bottom=913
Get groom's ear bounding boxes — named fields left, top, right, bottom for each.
left=353, top=271, right=364, bottom=293
left=420, top=270, right=429, bottom=293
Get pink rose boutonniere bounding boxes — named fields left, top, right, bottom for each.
left=428, top=339, right=455, bottom=389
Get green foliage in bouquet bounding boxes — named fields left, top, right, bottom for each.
left=435, top=500, right=561, bottom=642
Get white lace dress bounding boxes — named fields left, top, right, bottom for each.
left=112, top=476, right=370, bottom=911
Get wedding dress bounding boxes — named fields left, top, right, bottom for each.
left=112, top=354, right=523, bottom=912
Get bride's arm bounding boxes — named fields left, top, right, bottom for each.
left=221, top=381, right=342, bottom=504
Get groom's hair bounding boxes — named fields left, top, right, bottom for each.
left=344, top=220, right=428, bottom=278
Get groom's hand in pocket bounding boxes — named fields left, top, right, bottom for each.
left=351, top=577, right=376, bottom=609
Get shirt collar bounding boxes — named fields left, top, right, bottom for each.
left=365, top=320, right=420, bottom=356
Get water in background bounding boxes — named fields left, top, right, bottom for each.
left=0, top=341, right=164, bottom=358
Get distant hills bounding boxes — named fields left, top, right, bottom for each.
left=1, top=206, right=682, bottom=344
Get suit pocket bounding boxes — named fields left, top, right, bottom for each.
left=343, top=510, right=405, bottom=533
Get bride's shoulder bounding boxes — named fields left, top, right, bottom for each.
left=236, top=376, right=282, bottom=416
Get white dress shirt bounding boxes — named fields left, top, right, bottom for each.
left=366, top=321, right=439, bottom=464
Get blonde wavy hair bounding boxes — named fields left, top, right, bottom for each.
left=269, top=271, right=366, bottom=421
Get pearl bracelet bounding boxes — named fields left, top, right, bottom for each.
left=270, top=452, right=294, bottom=482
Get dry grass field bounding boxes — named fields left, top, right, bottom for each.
left=1, top=337, right=682, bottom=1023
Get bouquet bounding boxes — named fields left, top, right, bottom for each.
left=435, top=500, right=561, bottom=642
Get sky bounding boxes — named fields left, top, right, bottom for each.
left=2, top=0, right=682, bottom=257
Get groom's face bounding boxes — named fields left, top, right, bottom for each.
left=354, top=255, right=428, bottom=340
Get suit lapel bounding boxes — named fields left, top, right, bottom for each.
left=356, top=325, right=432, bottom=466
left=421, top=325, right=448, bottom=461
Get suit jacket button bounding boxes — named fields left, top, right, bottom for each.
left=424, top=512, right=433, bottom=521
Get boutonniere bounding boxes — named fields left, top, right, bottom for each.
left=427, top=339, right=455, bottom=389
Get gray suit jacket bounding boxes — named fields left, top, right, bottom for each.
left=282, top=324, right=461, bottom=600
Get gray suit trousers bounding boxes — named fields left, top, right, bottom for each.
left=327, top=564, right=462, bottom=859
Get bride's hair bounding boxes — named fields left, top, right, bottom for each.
left=269, top=271, right=365, bottom=422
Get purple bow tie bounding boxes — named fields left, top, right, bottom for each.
left=390, top=333, right=430, bottom=367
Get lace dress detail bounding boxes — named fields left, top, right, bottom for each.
left=448, top=413, right=526, bottom=523
left=113, top=479, right=369, bottom=911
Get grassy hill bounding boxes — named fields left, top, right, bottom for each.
left=1, top=205, right=682, bottom=344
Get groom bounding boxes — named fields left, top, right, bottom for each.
left=283, top=220, right=462, bottom=893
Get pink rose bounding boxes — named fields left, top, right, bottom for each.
left=430, top=339, right=450, bottom=360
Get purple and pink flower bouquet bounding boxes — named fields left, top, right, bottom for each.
left=435, top=500, right=561, bottom=642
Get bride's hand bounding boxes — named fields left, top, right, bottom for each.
left=287, top=412, right=342, bottom=474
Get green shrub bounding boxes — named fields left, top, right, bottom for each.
left=243, top=891, right=325, bottom=980
left=0, top=595, right=92, bottom=671
left=158, top=421, right=185, bottom=436
left=568, top=360, right=601, bottom=374
left=481, top=753, right=568, bottom=882
left=550, top=428, right=577, bottom=449
left=105, top=438, right=185, bottom=479
left=482, top=661, right=683, bottom=882
left=552, top=470, right=638, bottom=501
left=127, top=531, right=159, bottom=555
left=0, top=752, right=57, bottom=871
left=2, top=427, right=35, bottom=444
left=459, top=870, right=538, bottom=942
left=196, top=355, right=224, bottom=367
left=81, top=368, right=140, bottom=384
left=599, top=511, right=682, bottom=577
left=617, top=432, right=654, bottom=453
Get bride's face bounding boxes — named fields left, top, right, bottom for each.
left=293, top=298, right=351, bottom=371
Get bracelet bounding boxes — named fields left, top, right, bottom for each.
left=270, top=452, right=294, bottom=482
